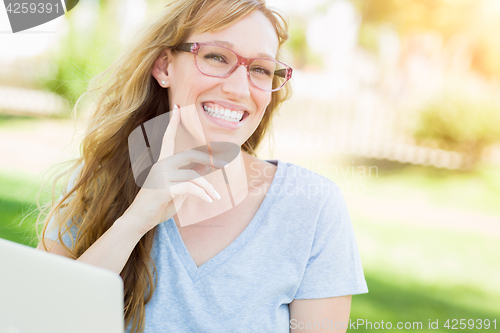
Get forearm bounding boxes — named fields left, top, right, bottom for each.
left=76, top=215, right=144, bottom=275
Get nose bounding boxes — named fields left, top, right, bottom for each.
left=220, top=64, right=251, bottom=99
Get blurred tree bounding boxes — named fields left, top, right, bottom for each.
left=468, top=0, right=500, bottom=81
left=287, top=15, right=323, bottom=71
left=343, top=0, right=500, bottom=168
left=352, top=0, right=476, bottom=37
left=40, top=0, right=122, bottom=108
left=348, top=0, right=500, bottom=80
left=413, top=86, right=500, bottom=170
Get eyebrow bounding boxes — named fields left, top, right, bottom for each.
left=209, top=40, right=276, bottom=60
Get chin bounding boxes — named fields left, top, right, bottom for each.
left=205, top=135, right=242, bottom=146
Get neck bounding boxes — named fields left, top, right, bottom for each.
left=173, top=148, right=249, bottom=227
left=170, top=104, right=251, bottom=226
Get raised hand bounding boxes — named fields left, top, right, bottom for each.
left=123, top=105, right=224, bottom=236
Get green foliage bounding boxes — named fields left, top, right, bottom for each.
left=0, top=171, right=50, bottom=247
left=357, top=22, right=380, bottom=53
left=352, top=0, right=475, bottom=37
left=39, top=3, right=121, bottom=109
left=413, top=87, right=500, bottom=169
left=287, top=16, right=323, bottom=70
left=350, top=0, right=500, bottom=80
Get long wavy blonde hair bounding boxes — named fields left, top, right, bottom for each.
left=35, top=0, right=291, bottom=332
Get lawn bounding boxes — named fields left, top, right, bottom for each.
left=293, top=156, right=500, bottom=331
left=351, top=213, right=500, bottom=331
left=0, top=169, right=53, bottom=247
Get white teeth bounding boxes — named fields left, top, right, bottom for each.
left=203, top=103, right=245, bottom=122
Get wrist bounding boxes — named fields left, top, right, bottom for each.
left=114, top=213, right=148, bottom=242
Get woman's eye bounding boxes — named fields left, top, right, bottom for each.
left=251, top=66, right=272, bottom=77
left=205, top=53, right=228, bottom=63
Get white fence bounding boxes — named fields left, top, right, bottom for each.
left=0, top=85, right=69, bottom=117
left=272, top=93, right=466, bottom=170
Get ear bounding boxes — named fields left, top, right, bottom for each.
left=151, top=49, right=174, bottom=88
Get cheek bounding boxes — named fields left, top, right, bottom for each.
left=191, top=75, right=221, bottom=100
left=173, top=65, right=205, bottom=95
left=256, top=92, right=273, bottom=114
left=266, top=93, right=273, bottom=107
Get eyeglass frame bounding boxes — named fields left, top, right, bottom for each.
left=174, top=42, right=293, bottom=92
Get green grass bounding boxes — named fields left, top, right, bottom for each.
left=291, top=155, right=500, bottom=331
left=352, top=212, right=500, bottom=310
left=0, top=114, right=43, bottom=131
left=349, top=212, right=500, bottom=331
left=359, top=160, right=500, bottom=218
left=296, top=155, right=500, bottom=218
left=0, top=170, right=53, bottom=247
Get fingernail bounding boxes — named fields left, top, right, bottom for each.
left=206, top=195, right=212, bottom=203
left=214, top=189, right=221, bottom=200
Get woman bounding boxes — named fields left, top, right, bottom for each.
left=36, top=0, right=368, bottom=332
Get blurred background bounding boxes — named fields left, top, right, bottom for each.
left=1, top=0, right=499, bottom=331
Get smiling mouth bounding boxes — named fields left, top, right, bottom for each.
left=202, top=102, right=249, bottom=122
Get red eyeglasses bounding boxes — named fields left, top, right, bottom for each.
left=175, top=42, right=292, bottom=92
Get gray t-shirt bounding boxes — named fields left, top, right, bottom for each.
left=46, top=159, right=368, bottom=332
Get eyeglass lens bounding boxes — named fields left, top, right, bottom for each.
left=196, top=45, right=287, bottom=91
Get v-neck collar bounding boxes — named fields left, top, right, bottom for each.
left=162, top=159, right=285, bottom=282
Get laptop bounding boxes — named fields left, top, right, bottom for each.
left=0, top=237, right=124, bottom=333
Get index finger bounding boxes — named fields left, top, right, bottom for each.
left=159, top=105, right=180, bottom=161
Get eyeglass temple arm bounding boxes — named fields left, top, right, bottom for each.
left=274, top=68, right=292, bottom=80
left=175, top=43, right=194, bottom=52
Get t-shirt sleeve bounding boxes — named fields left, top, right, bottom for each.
left=44, top=201, right=79, bottom=250
left=43, top=167, right=82, bottom=250
left=294, top=186, right=368, bottom=299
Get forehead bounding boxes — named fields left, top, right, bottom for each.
left=189, top=11, right=279, bottom=60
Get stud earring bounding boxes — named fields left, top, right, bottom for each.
left=161, top=80, right=165, bottom=86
